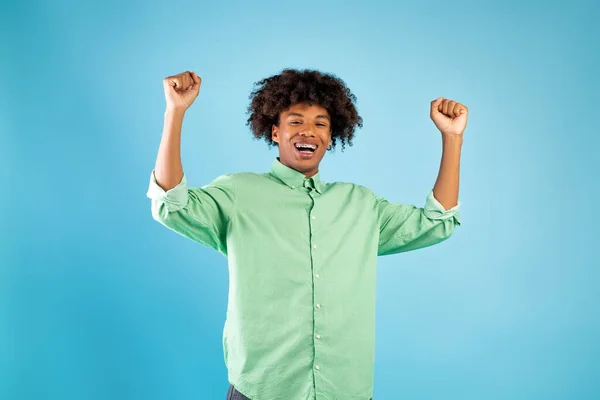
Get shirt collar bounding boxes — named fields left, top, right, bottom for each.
left=270, top=158, right=325, bottom=194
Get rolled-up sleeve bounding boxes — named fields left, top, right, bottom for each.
left=376, top=189, right=461, bottom=256
left=146, top=170, right=236, bottom=256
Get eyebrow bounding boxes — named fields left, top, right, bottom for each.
left=287, top=112, right=330, bottom=121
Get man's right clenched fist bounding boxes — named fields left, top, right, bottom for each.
left=163, top=71, right=202, bottom=112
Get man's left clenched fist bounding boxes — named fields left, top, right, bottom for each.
left=430, top=97, right=469, bottom=136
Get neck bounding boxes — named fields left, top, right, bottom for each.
left=303, top=169, right=318, bottom=178
left=278, top=158, right=318, bottom=178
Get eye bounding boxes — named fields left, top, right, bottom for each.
left=291, top=121, right=302, bottom=125
left=317, top=124, right=327, bottom=127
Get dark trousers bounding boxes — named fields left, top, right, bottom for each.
left=227, top=383, right=372, bottom=399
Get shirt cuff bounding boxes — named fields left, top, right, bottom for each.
left=423, top=189, right=461, bottom=225
left=146, top=169, right=189, bottom=212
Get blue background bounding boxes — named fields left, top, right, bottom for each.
left=2, top=0, right=599, bottom=399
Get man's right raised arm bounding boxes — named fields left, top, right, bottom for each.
left=146, top=71, right=236, bottom=255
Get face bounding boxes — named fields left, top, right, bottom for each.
left=271, top=102, right=332, bottom=178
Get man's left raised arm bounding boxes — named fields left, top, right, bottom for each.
left=375, top=97, right=468, bottom=257
left=430, top=97, right=468, bottom=210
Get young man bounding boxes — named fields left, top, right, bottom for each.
left=147, top=69, right=467, bottom=400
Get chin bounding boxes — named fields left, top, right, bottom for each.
left=296, top=156, right=323, bottom=168
left=282, top=154, right=322, bottom=172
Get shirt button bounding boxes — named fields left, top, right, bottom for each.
left=315, top=273, right=319, bottom=278
left=316, top=334, right=321, bottom=339
left=316, top=304, right=321, bottom=308
left=311, top=215, right=316, bottom=220
left=313, top=244, right=317, bottom=249
left=291, top=186, right=295, bottom=189
left=315, top=365, right=320, bottom=370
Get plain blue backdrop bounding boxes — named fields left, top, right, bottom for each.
left=2, top=0, right=599, bottom=399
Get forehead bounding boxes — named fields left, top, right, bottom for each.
left=283, top=102, right=329, bottom=117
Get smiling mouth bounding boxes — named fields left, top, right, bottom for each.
left=294, top=143, right=318, bottom=159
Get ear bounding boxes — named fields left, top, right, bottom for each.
left=272, top=125, right=279, bottom=144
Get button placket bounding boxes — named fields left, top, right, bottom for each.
left=308, top=190, right=323, bottom=378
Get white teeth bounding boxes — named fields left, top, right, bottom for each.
left=295, top=143, right=317, bottom=149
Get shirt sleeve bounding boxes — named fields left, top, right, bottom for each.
left=376, top=189, right=461, bottom=256
left=146, top=169, right=236, bottom=256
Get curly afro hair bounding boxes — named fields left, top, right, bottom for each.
left=246, top=68, right=363, bottom=151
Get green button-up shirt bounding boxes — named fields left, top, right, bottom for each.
left=146, top=158, right=461, bottom=400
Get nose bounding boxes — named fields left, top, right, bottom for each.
left=298, top=128, right=315, bottom=137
